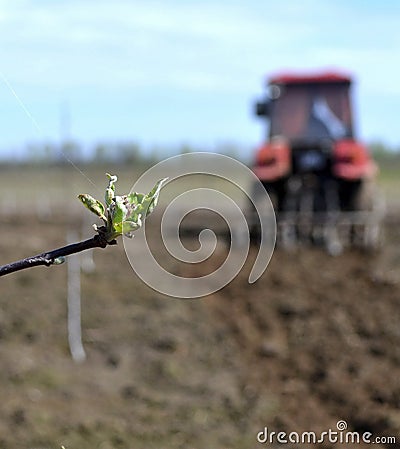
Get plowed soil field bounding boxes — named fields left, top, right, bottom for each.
left=0, top=208, right=399, bottom=448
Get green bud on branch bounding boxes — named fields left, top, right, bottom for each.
left=78, top=174, right=168, bottom=242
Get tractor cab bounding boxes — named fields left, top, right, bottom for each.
left=257, top=73, right=353, bottom=144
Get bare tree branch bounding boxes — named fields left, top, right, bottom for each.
left=0, top=233, right=116, bottom=277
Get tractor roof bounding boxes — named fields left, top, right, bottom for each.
left=268, top=71, right=352, bottom=85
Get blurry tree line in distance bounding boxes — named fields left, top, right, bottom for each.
left=0, top=140, right=246, bottom=167
left=0, top=139, right=399, bottom=169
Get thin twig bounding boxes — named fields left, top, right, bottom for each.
left=0, top=233, right=116, bottom=277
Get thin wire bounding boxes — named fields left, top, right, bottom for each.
left=0, top=70, right=100, bottom=192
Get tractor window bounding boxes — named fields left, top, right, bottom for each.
left=270, top=83, right=353, bottom=142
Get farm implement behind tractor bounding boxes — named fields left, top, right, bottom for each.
left=250, top=70, right=384, bottom=254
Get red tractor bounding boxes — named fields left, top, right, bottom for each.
left=252, top=70, right=383, bottom=252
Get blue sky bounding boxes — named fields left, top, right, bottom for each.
left=1, top=0, right=400, bottom=158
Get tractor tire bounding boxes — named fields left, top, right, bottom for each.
left=351, top=179, right=385, bottom=249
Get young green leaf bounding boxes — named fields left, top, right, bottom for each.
left=122, top=218, right=142, bottom=237
left=78, top=194, right=107, bottom=221
left=127, top=178, right=168, bottom=221
left=109, top=195, right=128, bottom=234
left=105, top=173, right=117, bottom=207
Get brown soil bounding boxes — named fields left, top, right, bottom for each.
left=0, top=214, right=399, bottom=449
